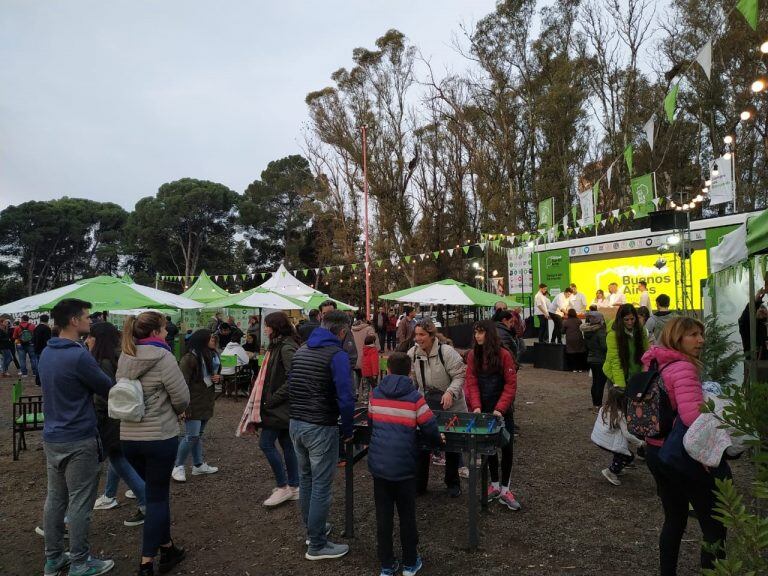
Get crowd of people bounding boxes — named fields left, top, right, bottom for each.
left=7, top=284, right=741, bottom=576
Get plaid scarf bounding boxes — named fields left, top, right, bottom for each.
left=235, top=350, right=271, bottom=437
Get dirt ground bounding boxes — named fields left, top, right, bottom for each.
left=0, top=366, right=752, bottom=576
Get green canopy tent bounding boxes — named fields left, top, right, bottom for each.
left=203, top=287, right=304, bottom=310
left=297, top=293, right=358, bottom=312
left=0, top=276, right=202, bottom=314
left=180, top=270, right=230, bottom=303
left=380, top=279, right=524, bottom=307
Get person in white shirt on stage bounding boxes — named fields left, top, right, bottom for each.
left=550, top=287, right=573, bottom=345
left=607, top=283, right=626, bottom=307
left=593, top=289, right=608, bottom=308
left=569, top=284, right=587, bottom=315
left=637, top=280, right=651, bottom=309
left=534, top=284, right=551, bottom=343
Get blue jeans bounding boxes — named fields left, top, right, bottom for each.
left=289, top=419, right=339, bottom=549
left=43, top=438, right=101, bottom=566
left=105, top=453, right=146, bottom=510
left=259, top=427, right=299, bottom=488
left=122, top=437, right=178, bottom=557
left=1, top=348, right=18, bottom=373
left=175, top=419, right=207, bottom=467
left=16, top=342, right=36, bottom=375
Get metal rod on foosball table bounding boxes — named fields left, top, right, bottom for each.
left=343, top=439, right=355, bottom=538
left=467, top=437, right=479, bottom=550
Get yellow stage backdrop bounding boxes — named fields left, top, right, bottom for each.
left=570, top=250, right=708, bottom=310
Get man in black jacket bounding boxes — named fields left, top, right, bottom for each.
left=297, top=309, right=321, bottom=342
left=288, top=311, right=354, bottom=561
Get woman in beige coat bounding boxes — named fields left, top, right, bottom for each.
left=116, top=312, right=189, bottom=576
left=407, top=318, right=466, bottom=497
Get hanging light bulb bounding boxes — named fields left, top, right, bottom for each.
left=761, top=40, right=768, bottom=54
left=695, top=194, right=704, bottom=202
left=724, top=135, right=733, bottom=145
left=675, top=206, right=683, bottom=211
left=682, top=204, right=690, bottom=211
left=741, top=110, right=752, bottom=121
left=723, top=152, right=732, bottom=160
left=753, top=79, right=766, bottom=93
left=705, top=179, right=712, bottom=187
left=690, top=202, right=697, bottom=209
left=669, top=200, right=676, bottom=208
left=702, top=187, right=709, bottom=194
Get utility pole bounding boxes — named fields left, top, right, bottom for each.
left=362, top=125, right=371, bottom=321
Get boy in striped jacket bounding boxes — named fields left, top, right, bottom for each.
left=368, top=352, right=442, bottom=576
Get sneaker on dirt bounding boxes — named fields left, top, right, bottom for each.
left=263, top=486, right=293, bottom=507
left=191, top=463, right=218, bottom=475
left=93, top=495, right=118, bottom=510
left=68, top=555, right=115, bottom=576
left=486, top=484, right=501, bottom=501
left=171, top=466, right=186, bottom=482
left=125, top=490, right=136, bottom=499
left=602, top=468, right=621, bottom=486
left=498, top=491, right=522, bottom=510
left=43, top=552, right=70, bottom=576
left=305, top=540, right=349, bottom=561
left=124, top=509, right=145, bottom=527
left=402, top=555, right=423, bottom=576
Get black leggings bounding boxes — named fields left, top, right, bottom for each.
left=645, top=445, right=730, bottom=575
left=487, top=413, right=514, bottom=486
left=590, top=363, right=608, bottom=406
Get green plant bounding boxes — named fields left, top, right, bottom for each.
left=703, top=380, right=768, bottom=575
left=701, top=316, right=743, bottom=387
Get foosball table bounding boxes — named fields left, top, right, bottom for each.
left=339, top=407, right=506, bottom=549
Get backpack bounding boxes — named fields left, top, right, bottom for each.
left=108, top=377, right=145, bottom=422
left=625, top=359, right=681, bottom=440
left=20, top=325, right=33, bottom=344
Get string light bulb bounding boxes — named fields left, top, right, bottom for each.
left=682, top=204, right=690, bottom=211
left=724, top=135, right=733, bottom=145
left=761, top=41, right=768, bottom=53
left=723, top=152, right=732, bottom=160
left=702, top=187, right=709, bottom=194
left=741, top=110, right=752, bottom=121
left=695, top=194, right=704, bottom=202
left=705, top=179, right=712, bottom=187
left=753, top=79, right=766, bottom=93
left=669, top=200, right=676, bottom=208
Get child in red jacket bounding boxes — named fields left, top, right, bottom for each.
left=361, top=334, right=379, bottom=402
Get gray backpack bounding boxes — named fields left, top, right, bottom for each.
left=108, top=378, right=145, bottom=422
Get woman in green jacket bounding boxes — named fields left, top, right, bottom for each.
left=603, top=304, right=648, bottom=390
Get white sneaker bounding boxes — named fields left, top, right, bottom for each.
left=263, top=486, right=293, bottom=507
left=602, top=468, right=621, bottom=486
left=125, top=490, right=136, bottom=499
left=93, top=495, right=118, bottom=510
left=289, top=486, right=300, bottom=501
left=171, top=465, right=186, bottom=482
left=191, top=462, right=219, bottom=475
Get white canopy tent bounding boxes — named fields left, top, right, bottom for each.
left=257, top=264, right=321, bottom=297
left=709, top=223, right=748, bottom=274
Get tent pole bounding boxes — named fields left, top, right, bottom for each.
left=748, top=258, right=756, bottom=390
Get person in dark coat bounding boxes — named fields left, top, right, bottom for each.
left=495, top=310, right=518, bottom=358
left=87, top=322, right=146, bottom=525
left=164, top=316, right=179, bottom=350
left=172, top=329, right=220, bottom=482
left=297, top=309, right=321, bottom=343
left=0, top=317, right=20, bottom=376
left=582, top=310, right=608, bottom=409
left=563, top=309, right=587, bottom=371
left=258, top=312, right=300, bottom=507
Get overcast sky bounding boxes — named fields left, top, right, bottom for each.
left=0, top=1, right=499, bottom=211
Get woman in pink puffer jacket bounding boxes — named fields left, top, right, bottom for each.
left=642, top=316, right=730, bottom=576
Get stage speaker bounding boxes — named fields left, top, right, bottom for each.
left=650, top=210, right=688, bottom=231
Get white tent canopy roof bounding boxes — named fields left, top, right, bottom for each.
left=257, top=264, right=321, bottom=297
left=710, top=223, right=748, bottom=274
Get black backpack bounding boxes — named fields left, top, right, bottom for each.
left=625, top=359, right=681, bottom=440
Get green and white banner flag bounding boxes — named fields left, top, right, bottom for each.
left=578, top=187, right=595, bottom=226
left=538, top=197, right=554, bottom=229
left=631, top=173, right=655, bottom=218
left=737, top=0, right=758, bottom=30
left=624, top=145, right=634, bottom=176
left=664, top=84, right=679, bottom=123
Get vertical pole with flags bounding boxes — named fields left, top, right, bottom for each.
left=362, top=125, right=371, bottom=321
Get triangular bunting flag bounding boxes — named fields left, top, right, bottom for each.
left=418, top=254, right=426, bottom=261
left=404, top=256, right=412, bottom=264
left=736, top=0, right=758, bottom=30
left=447, top=248, right=454, bottom=256
left=302, top=269, right=308, bottom=276
left=664, top=84, right=679, bottom=123
left=695, top=40, right=712, bottom=80
left=575, top=227, right=581, bottom=235
left=433, top=251, right=440, bottom=259
left=600, top=219, right=607, bottom=228
left=571, top=205, right=578, bottom=222
left=314, top=268, right=320, bottom=275
left=644, top=116, right=655, bottom=151
left=241, top=274, right=246, bottom=280
left=462, top=246, right=470, bottom=254
left=338, top=265, right=344, bottom=272
left=652, top=198, right=661, bottom=208
left=364, top=261, right=369, bottom=269
left=351, top=263, right=357, bottom=271
left=376, top=259, right=383, bottom=267
left=223, top=275, right=229, bottom=281
left=607, top=162, right=614, bottom=187
left=261, top=272, right=267, bottom=279
left=324, top=267, right=330, bottom=274
left=624, top=145, right=634, bottom=175
left=214, top=275, right=219, bottom=281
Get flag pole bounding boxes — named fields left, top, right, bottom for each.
left=362, top=125, right=371, bottom=322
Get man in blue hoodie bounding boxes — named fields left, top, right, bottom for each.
left=38, top=299, right=115, bottom=576
left=288, top=310, right=354, bottom=561
left=368, top=352, right=442, bottom=576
